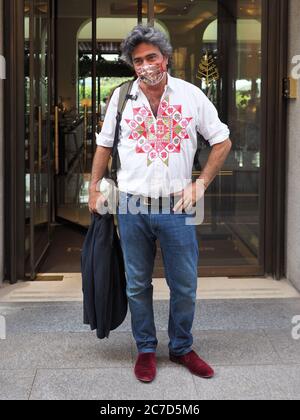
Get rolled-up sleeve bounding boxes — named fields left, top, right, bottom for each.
left=95, top=87, right=120, bottom=148
left=196, top=89, right=230, bottom=147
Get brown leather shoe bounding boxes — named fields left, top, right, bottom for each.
left=134, top=352, right=157, bottom=383
left=169, top=350, right=214, bottom=379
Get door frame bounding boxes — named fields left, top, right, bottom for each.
left=4, top=0, right=25, bottom=283
left=3, top=0, right=288, bottom=282
left=261, top=0, right=288, bottom=279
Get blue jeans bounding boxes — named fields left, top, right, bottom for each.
left=116, top=191, right=199, bottom=356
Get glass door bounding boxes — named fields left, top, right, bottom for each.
left=5, top=0, right=286, bottom=281
left=54, top=0, right=93, bottom=227
left=25, top=0, right=52, bottom=279
left=153, top=0, right=264, bottom=277
left=23, top=0, right=265, bottom=278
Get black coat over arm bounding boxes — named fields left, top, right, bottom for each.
left=81, top=213, right=127, bottom=339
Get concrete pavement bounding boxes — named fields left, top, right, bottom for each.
left=0, top=298, right=300, bottom=400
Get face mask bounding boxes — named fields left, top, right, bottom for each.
left=137, top=63, right=166, bottom=86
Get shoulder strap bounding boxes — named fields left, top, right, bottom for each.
left=110, top=80, right=135, bottom=185
left=117, top=80, right=134, bottom=115
left=112, top=80, right=134, bottom=153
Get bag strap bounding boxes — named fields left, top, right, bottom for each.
left=110, top=80, right=134, bottom=185
left=118, top=80, right=134, bottom=117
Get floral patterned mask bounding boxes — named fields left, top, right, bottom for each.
left=137, top=64, right=166, bottom=86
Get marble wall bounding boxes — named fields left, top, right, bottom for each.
left=286, top=0, right=300, bottom=291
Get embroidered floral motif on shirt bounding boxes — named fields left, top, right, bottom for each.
left=125, top=96, right=193, bottom=166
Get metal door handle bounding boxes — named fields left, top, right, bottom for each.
left=84, top=105, right=87, bottom=169
left=55, top=106, right=59, bottom=174
left=38, top=106, right=42, bottom=171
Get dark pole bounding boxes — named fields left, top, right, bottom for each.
left=92, top=0, right=97, bottom=155
left=147, top=0, right=154, bottom=27
left=138, top=0, right=143, bottom=24
left=98, top=53, right=101, bottom=120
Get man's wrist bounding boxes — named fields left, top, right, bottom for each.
left=89, top=182, right=99, bottom=193
left=198, top=177, right=208, bottom=191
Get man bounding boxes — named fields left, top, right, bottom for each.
left=89, top=25, right=232, bottom=383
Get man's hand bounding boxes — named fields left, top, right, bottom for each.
left=88, top=146, right=112, bottom=213
left=173, top=180, right=206, bottom=213
left=88, top=190, right=107, bottom=214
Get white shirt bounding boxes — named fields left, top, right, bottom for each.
left=96, top=74, right=230, bottom=198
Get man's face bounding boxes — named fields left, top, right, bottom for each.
left=132, top=43, right=168, bottom=76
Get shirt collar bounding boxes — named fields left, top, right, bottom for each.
left=165, top=73, right=176, bottom=92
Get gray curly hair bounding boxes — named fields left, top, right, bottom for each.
left=120, top=25, right=173, bottom=67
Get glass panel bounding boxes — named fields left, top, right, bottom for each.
left=55, top=0, right=93, bottom=227
left=95, top=0, right=140, bottom=129
left=154, top=0, right=262, bottom=274
left=24, top=0, right=51, bottom=276
left=55, top=1, right=143, bottom=228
